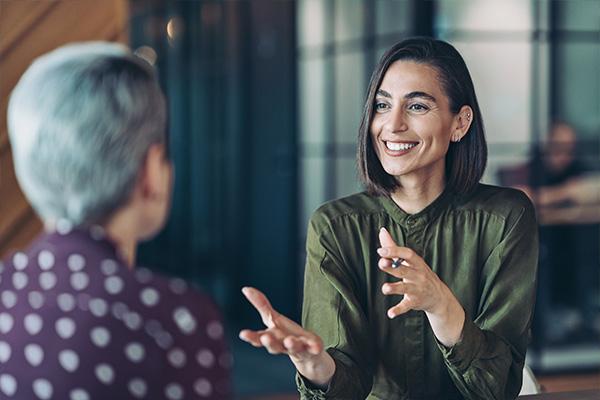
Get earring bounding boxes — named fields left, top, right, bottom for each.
left=466, top=113, right=471, bottom=121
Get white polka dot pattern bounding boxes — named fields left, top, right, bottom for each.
left=12, top=272, right=28, bottom=290
left=70, top=272, right=89, bottom=291
left=169, top=278, right=187, bottom=294
left=125, top=342, right=145, bottom=363
left=167, top=348, right=186, bottom=368
left=55, top=317, right=76, bottom=339
left=0, top=341, right=11, bottom=363
left=0, top=313, right=14, bottom=334
left=123, top=311, right=142, bottom=330
left=0, top=374, right=17, bottom=396
left=111, top=302, right=128, bottom=319
left=13, top=252, right=28, bottom=270
left=37, top=250, right=54, bottom=270
left=32, top=378, right=53, bottom=399
left=140, top=287, right=160, bottom=307
left=90, top=327, right=111, bottom=348
left=67, top=254, right=86, bottom=272
left=194, top=378, right=213, bottom=397
left=39, top=271, right=57, bottom=290
left=24, top=344, right=44, bottom=367
left=207, top=320, right=224, bottom=339
left=100, top=259, right=118, bottom=275
left=165, top=383, right=184, bottom=400
left=95, top=363, right=115, bottom=384
left=57, top=293, right=76, bottom=312
left=59, top=349, right=79, bottom=372
left=173, top=307, right=196, bottom=335
left=128, top=378, right=147, bottom=398
left=28, top=291, right=44, bottom=309
left=70, top=388, right=90, bottom=400
left=24, top=313, right=43, bottom=336
left=89, top=298, right=108, bottom=317
left=104, top=276, right=124, bottom=295
left=0, top=232, right=231, bottom=399
left=1, top=291, right=17, bottom=309
left=196, top=349, right=215, bottom=368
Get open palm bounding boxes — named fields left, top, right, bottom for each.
left=239, top=287, right=324, bottom=363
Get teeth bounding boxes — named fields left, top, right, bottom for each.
left=386, top=142, right=417, bottom=151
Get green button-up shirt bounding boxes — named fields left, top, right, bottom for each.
left=297, top=184, right=538, bottom=399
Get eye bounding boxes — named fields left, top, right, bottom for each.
left=408, top=103, right=429, bottom=112
left=374, top=102, right=390, bottom=112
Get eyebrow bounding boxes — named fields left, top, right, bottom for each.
left=376, top=89, right=437, bottom=103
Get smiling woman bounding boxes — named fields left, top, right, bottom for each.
left=240, top=37, right=538, bottom=400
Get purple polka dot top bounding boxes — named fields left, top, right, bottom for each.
left=0, top=227, right=232, bottom=399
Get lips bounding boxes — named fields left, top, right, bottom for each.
left=383, top=140, right=419, bottom=155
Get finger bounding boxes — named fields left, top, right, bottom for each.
left=299, top=335, right=324, bottom=355
left=379, top=227, right=398, bottom=247
left=378, top=262, right=418, bottom=281
left=377, top=246, right=421, bottom=267
left=387, top=299, right=414, bottom=319
left=242, top=287, right=280, bottom=328
left=378, top=257, right=393, bottom=269
left=260, top=332, right=286, bottom=354
left=283, top=336, right=309, bottom=354
left=381, top=281, right=414, bottom=296
left=242, top=287, right=307, bottom=335
left=239, top=329, right=264, bottom=347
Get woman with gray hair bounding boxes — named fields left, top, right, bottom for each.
left=1, top=42, right=231, bottom=399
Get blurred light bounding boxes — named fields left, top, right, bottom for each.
left=134, top=46, right=158, bottom=66
left=166, top=17, right=183, bottom=41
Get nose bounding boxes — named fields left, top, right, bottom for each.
left=384, top=106, right=408, bottom=134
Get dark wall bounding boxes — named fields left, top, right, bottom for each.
left=131, top=0, right=298, bottom=325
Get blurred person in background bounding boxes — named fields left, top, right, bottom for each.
left=240, top=37, right=538, bottom=399
left=505, top=122, right=600, bottom=346
left=1, top=42, right=231, bottom=399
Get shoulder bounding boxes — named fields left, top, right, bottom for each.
left=309, top=191, right=384, bottom=232
left=453, top=183, right=536, bottom=226
left=132, top=268, right=224, bottom=327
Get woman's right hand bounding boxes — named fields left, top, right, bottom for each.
left=239, top=287, right=336, bottom=388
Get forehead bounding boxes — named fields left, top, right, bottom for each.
left=378, top=60, right=444, bottom=97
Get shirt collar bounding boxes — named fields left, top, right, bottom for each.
left=43, top=224, right=127, bottom=265
left=379, top=187, right=454, bottom=227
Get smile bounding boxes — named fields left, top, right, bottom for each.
left=384, top=141, right=418, bottom=153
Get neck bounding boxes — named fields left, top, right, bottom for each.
left=103, top=210, right=139, bottom=269
left=391, top=170, right=446, bottom=214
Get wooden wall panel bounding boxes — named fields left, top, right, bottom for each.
left=0, top=0, right=129, bottom=257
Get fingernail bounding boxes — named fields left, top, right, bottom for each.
left=381, top=284, right=389, bottom=294
left=241, top=287, right=250, bottom=295
left=387, top=310, right=395, bottom=319
left=380, top=227, right=387, bottom=233
left=377, top=247, right=389, bottom=256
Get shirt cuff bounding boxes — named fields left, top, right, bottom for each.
left=435, top=316, right=484, bottom=374
left=295, top=349, right=350, bottom=399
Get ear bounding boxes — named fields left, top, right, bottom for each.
left=139, top=143, right=169, bottom=200
left=450, top=105, right=474, bottom=143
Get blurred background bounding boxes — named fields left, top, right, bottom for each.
left=1, top=0, right=598, bottom=397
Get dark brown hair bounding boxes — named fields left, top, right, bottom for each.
left=357, top=37, right=487, bottom=196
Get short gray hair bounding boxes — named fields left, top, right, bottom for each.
left=8, top=42, right=167, bottom=226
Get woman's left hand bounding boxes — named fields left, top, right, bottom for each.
left=377, top=227, right=465, bottom=347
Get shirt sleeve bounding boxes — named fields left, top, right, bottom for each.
left=162, top=293, right=233, bottom=399
left=436, top=198, right=538, bottom=400
left=296, top=213, right=375, bottom=399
